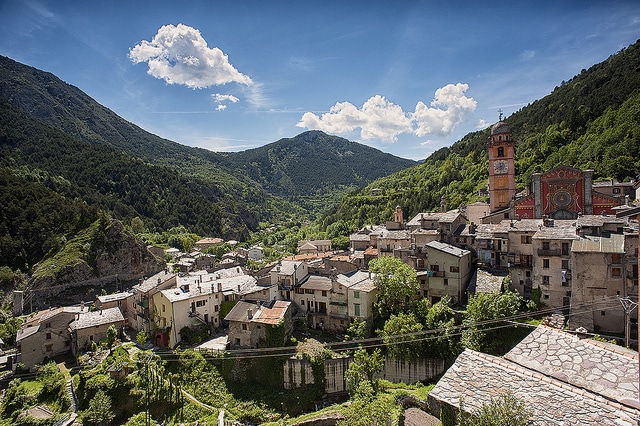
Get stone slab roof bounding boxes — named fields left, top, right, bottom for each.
left=504, top=325, right=639, bottom=407
left=97, top=291, right=131, bottom=304
left=426, top=240, right=470, bottom=257
left=571, top=233, right=625, bottom=253
left=133, top=271, right=176, bottom=293
left=69, top=307, right=124, bottom=331
left=407, top=211, right=463, bottom=227
left=533, top=220, right=580, bottom=240
left=577, top=215, right=626, bottom=227
left=224, top=300, right=290, bottom=325
left=299, top=275, right=332, bottom=291
left=467, top=269, right=504, bottom=294
left=429, top=348, right=639, bottom=425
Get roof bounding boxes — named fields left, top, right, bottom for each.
left=490, top=121, right=511, bottom=135
left=69, top=307, right=124, bottom=331
left=133, top=271, right=177, bottom=293
left=498, top=219, right=544, bottom=232
left=532, top=220, right=580, bottom=240
left=274, top=260, right=304, bottom=276
left=505, top=325, right=638, bottom=406
left=407, top=211, right=463, bottom=227
left=299, top=275, right=332, bottom=291
left=576, top=214, right=626, bottom=227
left=379, top=229, right=411, bottom=240
left=426, top=240, right=470, bottom=257
left=429, top=326, right=640, bottom=425
left=16, top=324, right=40, bottom=342
left=336, top=270, right=376, bottom=292
left=195, top=237, right=223, bottom=245
left=224, top=300, right=291, bottom=325
left=571, top=233, right=625, bottom=253
left=97, top=291, right=131, bottom=304
left=430, top=348, right=639, bottom=425
left=467, top=269, right=504, bottom=294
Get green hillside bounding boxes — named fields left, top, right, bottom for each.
left=0, top=56, right=416, bottom=274
left=323, top=39, right=640, bottom=229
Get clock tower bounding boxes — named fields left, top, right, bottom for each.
left=488, top=116, right=516, bottom=212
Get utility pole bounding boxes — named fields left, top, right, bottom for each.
left=619, top=296, right=638, bottom=348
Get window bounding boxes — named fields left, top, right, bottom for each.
left=45, top=344, right=53, bottom=353
left=430, top=265, right=440, bottom=272
left=497, top=147, right=504, bottom=157
left=611, top=254, right=622, bottom=264
left=301, top=300, right=305, bottom=305
left=353, top=303, right=361, bottom=317
left=542, top=241, right=550, bottom=250
left=520, top=235, right=531, bottom=244
left=295, top=288, right=304, bottom=294
left=242, top=324, right=247, bottom=331
left=543, top=259, right=550, bottom=269
left=354, top=291, right=360, bottom=299
left=45, top=322, right=51, bottom=329
left=601, top=311, right=606, bottom=316
left=196, top=300, right=206, bottom=307
left=613, top=188, right=621, bottom=194
left=450, top=266, right=459, bottom=273
left=305, top=289, right=314, bottom=294
left=561, top=242, right=569, bottom=256
left=444, top=279, right=449, bottom=286
left=562, top=259, right=569, bottom=270
left=612, top=267, right=622, bottom=278
left=214, top=305, right=219, bottom=312
left=46, top=332, right=52, bottom=340
left=162, top=304, right=166, bottom=313
left=322, top=291, right=327, bottom=297
left=543, top=294, right=549, bottom=300
left=526, top=271, right=531, bottom=277
left=542, top=276, right=550, bottom=285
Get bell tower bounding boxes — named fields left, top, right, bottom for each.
left=488, top=112, right=516, bottom=212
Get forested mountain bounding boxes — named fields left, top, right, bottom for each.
left=0, top=56, right=415, bottom=274
left=322, top=39, right=640, bottom=229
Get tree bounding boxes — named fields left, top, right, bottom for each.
left=344, top=346, right=384, bottom=395
left=106, top=324, right=118, bottom=350
left=338, top=384, right=400, bottom=426
left=461, top=291, right=524, bottom=354
left=83, top=389, right=115, bottom=426
left=423, top=296, right=460, bottom=359
left=458, top=392, right=532, bottom=426
left=369, top=256, right=419, bottom=318
left=379, top=313, right=423, bottom=361
left=345, top=318, right=368, bottom=341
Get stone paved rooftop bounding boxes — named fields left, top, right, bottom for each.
left=429, top=348, right=639, bottom=425
left=429, top=325, right=640, bottom=425
left=505, top=325, right=639, bottom=407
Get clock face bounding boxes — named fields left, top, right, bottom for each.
left=493, top=160, right=508, bottom=174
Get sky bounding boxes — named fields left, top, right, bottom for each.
left=1, top=1, right=639, bottom=161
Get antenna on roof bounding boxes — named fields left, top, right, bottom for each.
left=498, top=109, right=503, bottom=121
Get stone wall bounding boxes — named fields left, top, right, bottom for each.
left=284, top=355, right=445, bottom=394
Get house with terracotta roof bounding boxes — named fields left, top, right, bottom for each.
left=225, top=300, right=293, bottom=348
left=428, top=325, right=640, bottom=425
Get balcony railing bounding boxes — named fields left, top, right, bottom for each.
left=538, top=248, right=561, bottom=257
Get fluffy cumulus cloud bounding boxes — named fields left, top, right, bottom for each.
left=297, top=83, right=476, bottom=142
left=129, top=24, right=252, bottom=89
left=211, top=93, right=239, bottom=111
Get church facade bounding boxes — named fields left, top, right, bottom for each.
left=484, top=121, right=621, bottom=223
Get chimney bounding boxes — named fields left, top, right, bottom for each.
left=237, top=284, right=241, bottom=292
left=157, top=278, right=161, bottom=284
left=217, top=283, right=222, bottom=292
left=247, top=309, right=253, bottom=319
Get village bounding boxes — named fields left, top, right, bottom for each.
left=8, top=122, right=640, bottom=424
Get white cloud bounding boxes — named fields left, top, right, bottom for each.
left=129, top=23, right=252, bottom=89
left=297, top=83, right=476, bottom=142
left=216, top=104, right=227, bottom=111
left=212, top=93, right=239, bottom=103
left=475, top=119, right=489, bottom=129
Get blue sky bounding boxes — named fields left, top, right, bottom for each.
left=1, top=1, right=639, bottom=160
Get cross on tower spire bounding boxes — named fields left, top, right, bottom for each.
left=498, top=109, right=503, bottom=121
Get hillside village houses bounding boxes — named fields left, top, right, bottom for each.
left=11, top=120, right=639, bottom=374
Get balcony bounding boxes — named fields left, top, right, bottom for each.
left=537, top=248, right=561, bottom=257
left=425, top=271, right=445, bottom=277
